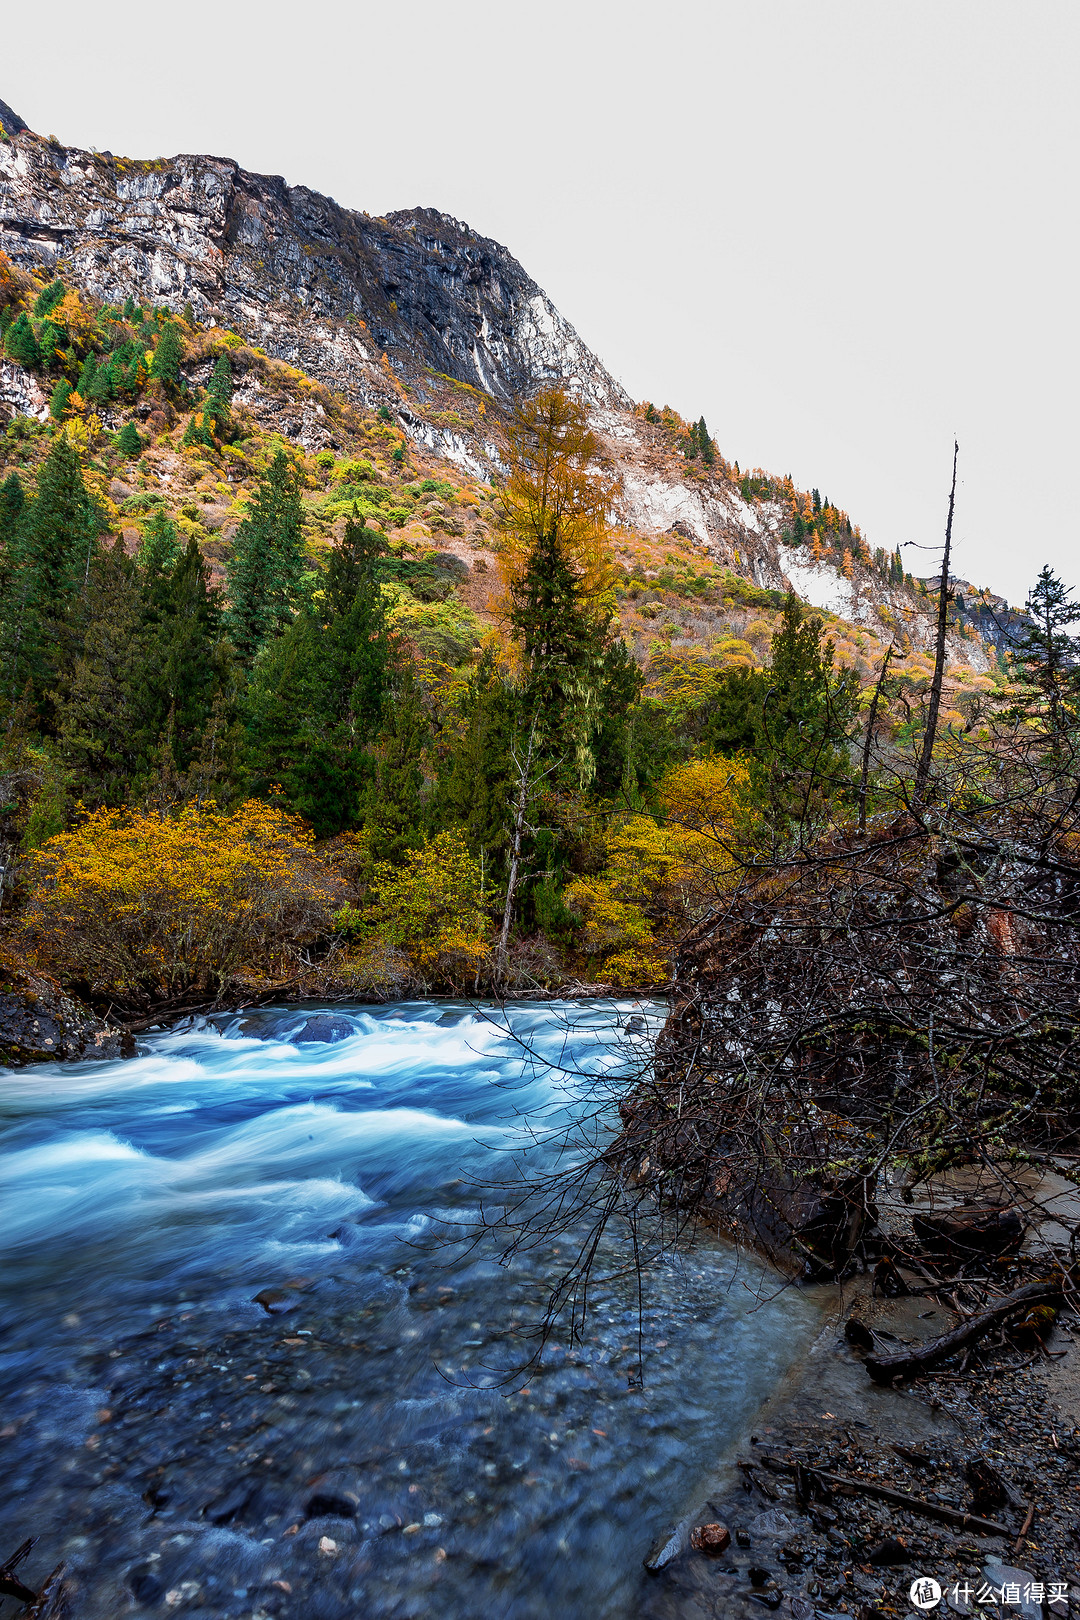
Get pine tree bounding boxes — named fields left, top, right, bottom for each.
left=122, top=295, right=137, bottom=322
left=32, top=280, right=65, bottom=318
left=697, top=416, right=716, bottom=467
left=368, top=665, right=428, bottom=863
left=5, top=312, right=41, bottom=369
left=509, top=524, right=608, bottom=776
left=1015, top=566, right=1079, bottom=733
left=56, top=538, right=145, bottom=802
left=243, top=515, right=390, bottom=835
left=225, top=450, right=307, bottom=662
left=204, top=352, right=232, bottom=432
left=0, top=436, right=104, bottom=708
left=116, top=421, right=142, bottom=457
left=0, top=471, right=25, bottom=610
left=49, top=379, right=72, bottom=420
left=135, top=538, right=223, bottom=778
left=138, top=508, right=182, bottom=577
left=149, top=318, right=183, bottom=387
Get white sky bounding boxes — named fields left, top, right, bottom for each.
left=6, top=0, right=1078, bottom=609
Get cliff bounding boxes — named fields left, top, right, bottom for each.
left=0, top=95, right=1015, bottom=683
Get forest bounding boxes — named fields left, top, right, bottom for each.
left=0, top=255, right=1073, bottom=1032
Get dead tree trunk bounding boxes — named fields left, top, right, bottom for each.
left=497, top=717, right=538, bottom=975
left=914, top=440, right=959, bottom=804
left=858, top=643, right=896, bottom=833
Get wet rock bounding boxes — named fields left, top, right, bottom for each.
left=202, top=1480, right=255, bottom=1524
left=689, top=1521, right=731, bottom=1554
left=748, top=1565, right=774, bottom=1586
left=748, top=1508, right=797, bottom=1540
left=252, top=1288, right=300, bottom=1315
left=291, top=1015, right=354, bottom=1045
left=643, top=1525, right=682, bottom=1573
left=305, top=1492, right=357, bottom=1520
left=866, top=1537, right=908, bottom=1565
left=736, top=1528, right=752, bottom=1547
left=126, top=1563, right=164, bottom=1603
left=0, top=963, right=134, bottom=1067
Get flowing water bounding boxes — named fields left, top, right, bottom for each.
left=0, top=1000, right=821, bottom=1619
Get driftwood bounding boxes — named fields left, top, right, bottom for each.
left=0, top=1538, right=38, bottom=1604
left=912, top=1205, right=1025, bottom=1263
left=24, top=1563, right=67, bottom=1618
left=863, top=1279, right=1063, bottom=1384
left=754, top=1458, right=1014, bottom=1538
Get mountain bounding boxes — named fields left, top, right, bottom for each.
left=0, top=97, right=1018, bottom=687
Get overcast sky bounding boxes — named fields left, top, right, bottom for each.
left=6, top=1, right=1077, bottom=607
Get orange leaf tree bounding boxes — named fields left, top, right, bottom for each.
left=20, top=801, right=341, bottom=1005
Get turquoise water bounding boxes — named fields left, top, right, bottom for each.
left=0, top=1000, right=820, bottom=1618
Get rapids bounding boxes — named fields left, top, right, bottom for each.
left=0, top=1000, right=820, bottom=1618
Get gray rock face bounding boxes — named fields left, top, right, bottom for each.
left=0, top=97, right=27, bottom=137
left=0, top=124, right=627, bottom=410
left=0, top=964, right=134, bottom=1066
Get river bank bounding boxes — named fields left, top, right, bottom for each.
left=637, top=1259, right=1080, bottom=1620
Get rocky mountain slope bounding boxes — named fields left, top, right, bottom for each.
left=0, top=94, right=1021, bottom=687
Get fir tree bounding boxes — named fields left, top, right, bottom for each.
left=204, top=353, right=232, bottom=432
left=55, top=538, right=145, bottom=802
left=5, top=312, right=41, bottom=369
left=368, top=665, right=428, bottom=863
left=225, top=449, right=307, bottom=662
left=510, top=524, right=609, bottom=778
left=138, top=508, right=182, bottom=578
left=116, top=421, right=142, bottom=457
left=122, top=296, right=137, bottom=322
left=135, top=538, right=224, bottom=777
left=32, top=279, right=65, bottom=318
left=49, top=379, right=72, bottom=421
left=0, top=436, right=103, bottom=708
left=1015, top=565, right=1079, bottom=732
left=149, top=318, right=183, bottom=387
left=243, top=515, right=390, bottom=835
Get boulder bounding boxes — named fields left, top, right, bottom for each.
left=0, top=962, right=134, bottom=1066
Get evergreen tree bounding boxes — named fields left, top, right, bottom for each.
left=49, top=379, right=72, bottom=420
left=0, top=471, right=25, bottom=610
left=1015, top=565, right=1079, bottom=732
left=431, top=647, right=518, bottom=873
left=368, top=664, right=428, bottom=862
left=5, top=312, right=41, bottom=369
left=204, top=353, right=232, bottom=432
left=76, top=352, right=98, bottom=399
left=138, top=508, right=183, bottom=578
left=122, top=295, right=137, bottom=322
left=56, top=538, right=145, bottom=802
left=697, top=416, right=716, bottom=467
left=0, top=436, right=103, bottom=709
left=510, top=524, right=609, bottom=780
left=243, top=515, right=390, bottom=835
left=225, top=449, right=307, bottom=662
left=135, top=537, right=224, bottom=778
left=116, top=421, right=142, bottom=457
left=32, top=280, right=65, bottom=318
left=149, top=318, right=183, bottom=386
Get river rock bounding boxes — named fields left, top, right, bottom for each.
left=690, top=1521, right=731, bottom=1554
left=748, top=1508, right=797, bottom=1540
left=0, top=962, right=134, bottom=1067
left=291, top=1015, right=355, bottom=1045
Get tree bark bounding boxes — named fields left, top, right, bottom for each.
left=914, top=440, right=959, bottom=804
left=864, top=1277, right=1062, bottom=1384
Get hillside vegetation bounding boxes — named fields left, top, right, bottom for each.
left=0, top=256, right=1060, bottom=1014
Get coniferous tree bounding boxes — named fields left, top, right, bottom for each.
left=0, top=470, right=25, bottom=611
left=49, top=379, right=72, bottom=420
left=243, top=516, right=390, bottom=835
left=135, top=538, right=224, bottom=777
left=55, top=537, right=145, bottom=801
left=225, top=449, right=307, bottom=662
left=32, top=280, right=65, bottom=318
left=510, top=524, right=608, bottom=777
left=0, top=436, right=103, bottom=709
left=149, top=318, right=183, bottom=387
left=1015, top=565, right=1079, bottom=732
left=116, top=421, right=142, bottom=457
left=204, top=353, right=232, bottom=433
left=368, top=664, right=428, bottom=863
left=5, top=312, right=41, bottom=369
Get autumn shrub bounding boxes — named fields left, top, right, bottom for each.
left=565, top=756, right=751, bottom=986
left=19, top=801, right=341, bottom=1005
left=366, top=830, right=489, bottom=988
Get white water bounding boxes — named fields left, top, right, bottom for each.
left=0, top=1000, right=820, bottom=1618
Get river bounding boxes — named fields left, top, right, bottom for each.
left=0, top=999, right=821, bottom=1618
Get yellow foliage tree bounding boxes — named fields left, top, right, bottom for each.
left=20, top=801, right=340, bottom=1004
left=367, top=830, right=489, bottom=987
left=565, top=756, right=752, bottom=986
left=496, top=386, right=618, bottom=636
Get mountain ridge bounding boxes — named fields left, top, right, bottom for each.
left=0, top=96, right=1021, bottom=684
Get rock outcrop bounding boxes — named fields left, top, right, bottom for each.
left=0, top=116, right=627, bottom=412
left=0, top=959, right=134, bottom=1066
